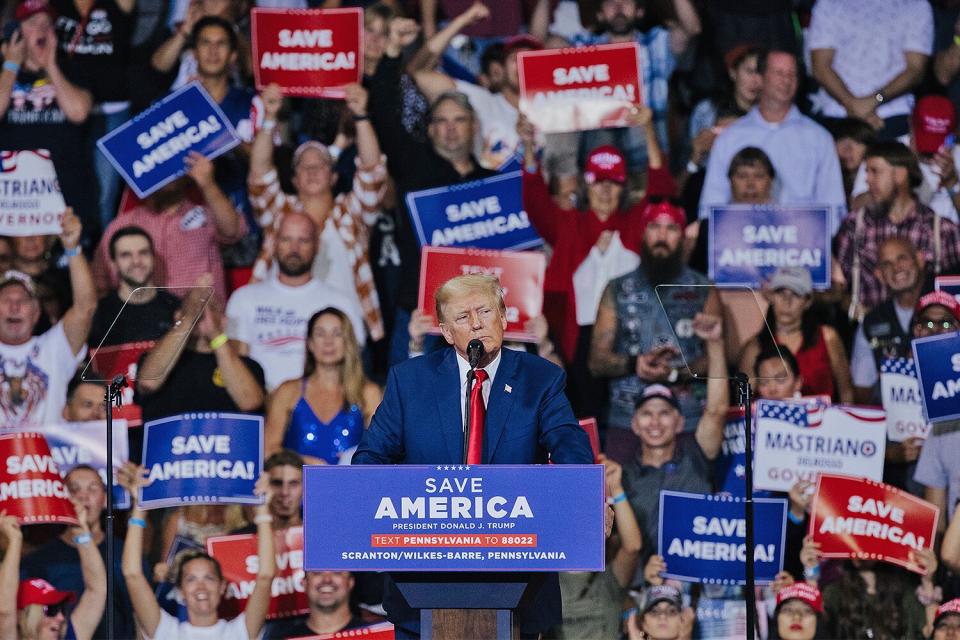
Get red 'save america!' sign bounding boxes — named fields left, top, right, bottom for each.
left=207, top=526, right=307, bottom=619
left=0, top=432, right=77, bottom=525
left=518, top=43, right=642, bottom=133
left=809, top=474, right=938, bottom=572
left=252, top=8, right=362, bottom=98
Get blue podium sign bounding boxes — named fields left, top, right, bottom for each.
left=97, top=82, right=241, bottom=198
left=708, top=205, right=831, bottom=289
left=658, top=491, right=787, bottom=585
left=912, top=332, right=960, bottom=424
left=303, top=465, right=604, bottom=572
left=405, top=172, right=542, bottom=250
left=139, top=412, right=263, bottom=509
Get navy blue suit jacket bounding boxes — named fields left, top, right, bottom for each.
left=353, top=347, right=593, bottom=633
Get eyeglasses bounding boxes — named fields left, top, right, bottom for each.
left=915, top=318, right=957, bottom=331
left=779, top=604, right=814, bottom=618
left=42, top=602, right=66, bottom=618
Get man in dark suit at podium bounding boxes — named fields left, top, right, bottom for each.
left=354, top=274, right=594, bottom=637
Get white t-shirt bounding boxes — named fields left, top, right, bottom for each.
left=0, top=323, right=85, bottom=429
left=146, top=609, right=251, bottom=640
left=455, top=80, right=520, bottom=170
left=226, top=278, right=366, bottom=391
left=807, top=0, right=933, bottom=119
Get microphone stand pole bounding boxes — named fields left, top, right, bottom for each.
left=462, top=369, right=475, bottom=465
left=735, top=372, right=756, bottom=640
left=104, top=374, right=126, bottom=640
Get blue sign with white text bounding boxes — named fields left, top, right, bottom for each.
left=139, top=413, right=263, bottom=509
left=44, top=421, right=130, bottom=509
left=303, top=465, right=604, bottom=571
left=658, top=491, right=787, bottom=585
left=97, top=82, right=241, bottom=198
left=406, top=172, right=542, bottom=250
left=912, top=332, right=960, bottom=424
left=709, top=206, right=831, bottom=289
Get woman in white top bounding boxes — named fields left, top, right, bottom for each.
left=120, top=464, right=275, bottom=640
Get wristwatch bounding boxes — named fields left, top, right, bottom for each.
left=874, top=92, right=886, bottom=105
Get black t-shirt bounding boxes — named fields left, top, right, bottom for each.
left=136, top=350, right=266, bottom=422
left=0, top=64, right=98, bottom=226
left=89, top=289, right=180, bottom=348
left=52, top=0, right=133, bottom=104
left=267, top=614, right=368, bottom=639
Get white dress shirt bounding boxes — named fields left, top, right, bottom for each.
left=455, top=348, right=502, bottom=433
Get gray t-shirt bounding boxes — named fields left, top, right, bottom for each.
left=914, top=424, right=960, bottom=520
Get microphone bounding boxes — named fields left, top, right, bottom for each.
left=467, top=339, right=485, bottom=369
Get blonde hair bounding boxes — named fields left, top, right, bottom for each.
left=17, top=605, right=45, bottom=640
left=303, top=308, right=367, bottom=412
left=434, top=274, right=506, bottom=323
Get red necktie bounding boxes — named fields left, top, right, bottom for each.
left=466, top=369, right=488, bottom=464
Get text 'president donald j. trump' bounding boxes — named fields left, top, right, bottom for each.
left=353, top=274, right=594, bottom=637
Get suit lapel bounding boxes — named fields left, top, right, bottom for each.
left=432, top=348, right=463, bottom=462
left=484, top=348, right=519, bottom=462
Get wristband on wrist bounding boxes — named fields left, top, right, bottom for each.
left=3, top=61, right=20, bottom=74
left=209, top=333, right=228, bottom=350
left=954, top=34, right=960, bottom=48
left=803, top=564, right=821, bottom=580
left=606, top=492, right=627, bottom=505
left=260, top=119, right=277, bottom=132
left=787, top=510, right=805, bottom=525
left=917, top=584, right=943, bottom=606
left=254, top=513, right=273, bottom=524
left=351, top=113, right=369, bottom=121
left=73, top=532, right=92, bottom=545
left=128, top=517, right=146, bottom=529
left=63, top=245, right=81, bottom=258
left=686, top=159, right=701, bottom=174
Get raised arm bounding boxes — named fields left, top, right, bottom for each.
left=343, top=84, right=383, bottom=170
left=0, top=32, right=25, bottom=122
left=151, top=2, right=200, bottom=73
left=406, top=2, right=489, bottom=103
left=59, top=209, right=97, bottom=355
left=667, top=0, right=702, bottom=56
left=119, top=463, right=162, bottom=638
left=68, top=503, right=107, bottom=640
left=200, top=300, right=265, bottom=412
left=693, top=312, right=729, bottom=460
left=41, top=46, right=92, bottom=124
left=517, top=114, right=562, bottom=245
left=186, top=152, right=245, bottom=242
left=600, top=456, right=642, bottom=587
left=244, top=475, right=276, bottom=639
left=249, top=84, right=283, bottom=183
left=0, top=513, right=21, bottom=640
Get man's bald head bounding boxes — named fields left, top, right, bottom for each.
left=276, top=212, right=319, bottom=278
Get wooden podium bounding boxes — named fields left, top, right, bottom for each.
left=393, top=575, right=530, bottom=640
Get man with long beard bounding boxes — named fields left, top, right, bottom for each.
left=589, top=200, right=722, bottom=457
left=226, top=212, right=365, bottom=391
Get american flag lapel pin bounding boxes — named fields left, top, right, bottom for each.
left=504, top=384, right=512, bottom=394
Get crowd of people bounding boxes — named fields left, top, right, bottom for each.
left=3, top=0, right=960, bottom=638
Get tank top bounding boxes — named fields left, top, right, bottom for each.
left=284, top=384, right=364, bottom=463
left=784, top=326, right=835, bottom=399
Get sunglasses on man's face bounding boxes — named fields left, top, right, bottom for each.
left=42, top=602, right=67, bottom=618
left=915, top=318, right=957, bottom=331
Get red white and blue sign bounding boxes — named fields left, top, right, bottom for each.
left=708, top=205, right=831, bottom=289
left=44, top=420, right=130, bottom=509
left=139, top=413, right=264, bottom=510
left=911, top=332, right=960, bottom=424
left=97, top=82, right=241, bottom=199
left=935, top=275, right=960, bottom=304
left=880, top=357, right=930, bottom=442
left=658, top=491, right=787, bottom=585
left=303, top=465, right=604, bottom=572
left=405, top=171, right=542, bottom=251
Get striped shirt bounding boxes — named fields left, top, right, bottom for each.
left=248, top=156, right=387, bottom=340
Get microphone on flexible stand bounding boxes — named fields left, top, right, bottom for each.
left=463, top=339, right=486, bottom=464
left=467, top=339, right=485, bottom=370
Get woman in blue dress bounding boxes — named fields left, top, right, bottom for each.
left=265, top=307, right=382, bottom=465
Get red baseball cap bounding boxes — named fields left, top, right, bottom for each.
left=17, top=578, right=76, bottom=610
left=914, top=290, right=960, bottom=321
left=639, top=199, right=686, bottom=232
left=503, top=34, right=543, bottom=56
left=776, top=583, right=823, bottom=613
left=583, top=145, right=626, bottom=184
left=936, top=599, right=960, bottom=626
left=15, top=0, right=56, bottom=21
left=912, top=95, right=956, bottom=155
